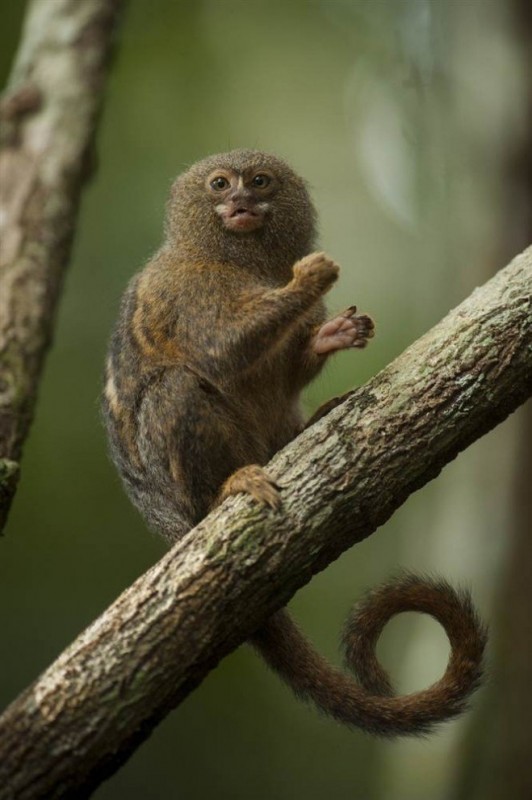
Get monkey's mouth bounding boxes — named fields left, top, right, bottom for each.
left=217, top=204, right=265, bottom=232
left=231, top=208, right=260, bottom=228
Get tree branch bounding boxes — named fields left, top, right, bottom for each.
left=0, top=248, right=529, bottom=798
left=0, top=0, right=125, bottom=532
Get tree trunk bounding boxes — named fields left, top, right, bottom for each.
left=0, top=0, right=125, bottom=531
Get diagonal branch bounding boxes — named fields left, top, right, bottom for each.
left=0, top=0, right=126, bottom=532
left=0, top=248, right=530, bottom=799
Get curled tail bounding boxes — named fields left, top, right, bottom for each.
left=251, top=573, right=487, bottom=737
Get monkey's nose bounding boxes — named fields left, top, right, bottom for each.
left=229, top=188, right=253, bottom=203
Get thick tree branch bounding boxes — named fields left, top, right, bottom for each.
left=0, top=0, right=125, bottom=532
left=0, top=248, right=529, bottom=799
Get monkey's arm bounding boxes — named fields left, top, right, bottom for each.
left=193, top=251, right=341, bottom=378
left=221, top=263, right=372, bottom=381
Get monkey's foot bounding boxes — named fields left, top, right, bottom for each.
left=312, top=306, right=375, bottom=355
left=217, top=465, right=282, bottom=510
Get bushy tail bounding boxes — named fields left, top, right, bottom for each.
left=251, top=573, right=487, bottom=737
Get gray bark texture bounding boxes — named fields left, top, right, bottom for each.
left=0, top=0, right=125, bottom=532
left=0, top=248, right=530, bottom=799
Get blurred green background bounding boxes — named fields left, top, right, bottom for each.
left=1, top=1, right=531, bottom=799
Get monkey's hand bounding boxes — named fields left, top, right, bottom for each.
left=312, top=306, right=375, bottom=355
left=292, top=251, right=339, bottom=295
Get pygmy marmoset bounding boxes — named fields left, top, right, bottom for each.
left=103, top=149, right=486, bottom=737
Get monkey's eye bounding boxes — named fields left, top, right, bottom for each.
left=210, top=176, right=229, bottom=191
left=252, top=173, right=270, bottom=188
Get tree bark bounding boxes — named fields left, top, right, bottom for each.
left=0, top=248, right=530, bottom=800
left=0, top=0, right=125, bottom=532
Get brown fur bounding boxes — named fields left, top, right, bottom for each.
left=103, top=149, right=486, bottom=736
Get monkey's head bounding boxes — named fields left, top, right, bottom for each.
left=165, top=149, right=317, bottom=278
